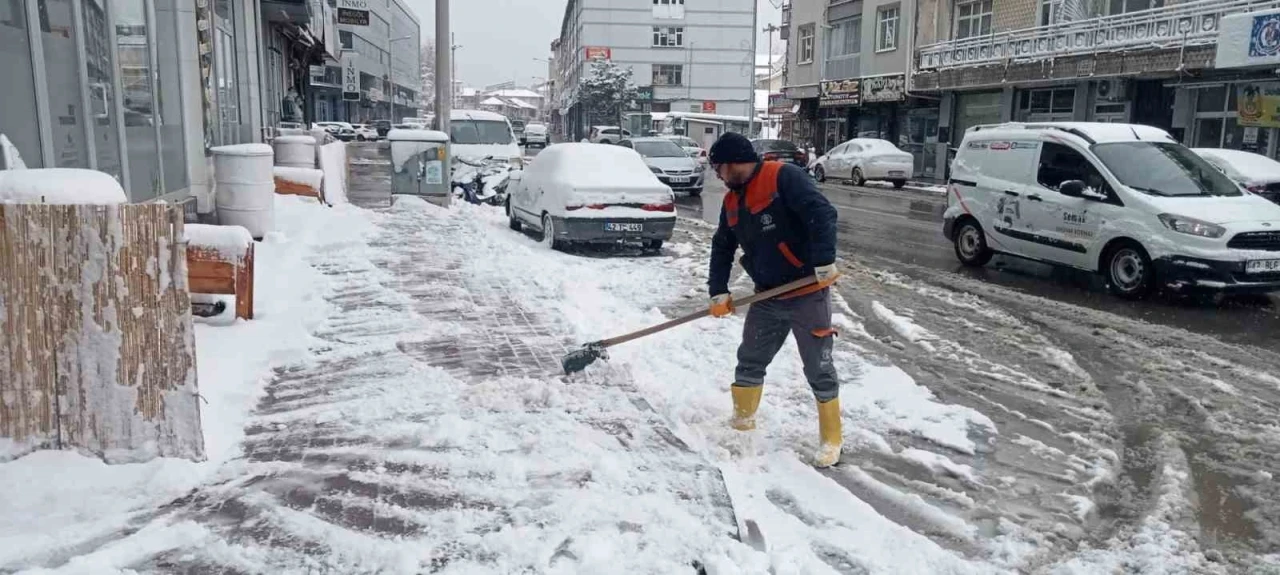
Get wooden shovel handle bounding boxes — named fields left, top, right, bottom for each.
left=598, top=276, right=818, bottom=349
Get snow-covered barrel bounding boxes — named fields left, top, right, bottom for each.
left=211, top=143, right=274, bottom=239
left=273, top=135, right=317, bottom=169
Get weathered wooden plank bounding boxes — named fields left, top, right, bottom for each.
left=157, top=209, right=203, bottom=460
left=235, top=244, right=254, bottom=320
left=0, top=205, right=59, bottom=459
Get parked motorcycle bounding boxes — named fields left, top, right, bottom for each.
left=451, top=155, right=511, bottom=206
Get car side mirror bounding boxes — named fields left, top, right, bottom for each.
left=1058, top=180, right=1087, bottom=197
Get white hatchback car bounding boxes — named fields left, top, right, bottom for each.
left=1193, top=148, right=1280, bottom=205
left=813, top=138, right=914, bottom=188
left=505, top=143, right=676, bottom=251
left=945, top=122, right=1280, bottom=298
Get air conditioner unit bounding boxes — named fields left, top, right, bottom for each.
left=1095, top=79, right=1128, bottom=103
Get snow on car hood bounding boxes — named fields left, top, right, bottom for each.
left=1141, top=192, right=1280, bottom=225
left=645, top=156, right=698, bottom=172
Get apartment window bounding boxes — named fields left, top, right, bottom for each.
left=955, top=0, right=993, bottom=39
left=1109, top=0, right=1159, bottom=14
left=798, top=24, right=815, bottom=64
left=653, top=0, right=685, bottom=3
left=339, top=30, right=353, bottom=50
left=653, top=0, right=685, bottom=19
left=1039, top=0, right=1063, bottom=25
left=653, top=64, right=683, bottom=86
left=826, top=16, right=860, bottom=78
left=876, top=7, right=899, bottom=52
left=653, top=26, right=684, bottom=47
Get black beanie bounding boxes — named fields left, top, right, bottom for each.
left=709, top=132, right=758, bottom=164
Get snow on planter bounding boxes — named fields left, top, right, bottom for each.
left=273, top=166, right=324, bottom=199
left=0, top=168, right=127, bottom=204
left=186, top=223, right=254, bottom=262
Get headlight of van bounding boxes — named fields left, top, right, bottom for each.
left=1157, top=214, right=1226, bottom=238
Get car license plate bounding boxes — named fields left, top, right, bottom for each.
left=889, top=170, right=906, bottom=177
left=605, top=222, right=643, bottom=233
left=1246, top=259, right=1280, bottom=273
left=670, top=176, right=689, bottom=183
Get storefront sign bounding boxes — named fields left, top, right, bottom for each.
left=1217, top=9, right=1280, bottom=69
left=584, top=46, right=612, bottom=60
left=1237, top=82, right=1280, bottom=127
left=635, top=86, right=653, bottom=102
left=701, top=101, right=717, bottom=113
left=819, top=79, right=860, bottom=107
left=342, top=53, right=360, bottom=101
left=337, top=0, right=369, bottom=25
left=768, top=93, right=793, bottom=115
left=862, top=75, right=906, bottom=103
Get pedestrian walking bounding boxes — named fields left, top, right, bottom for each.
left=706, top=132, right=843, bottom=467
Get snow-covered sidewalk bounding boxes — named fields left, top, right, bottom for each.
left=15, top=188, right=1224, bottom=573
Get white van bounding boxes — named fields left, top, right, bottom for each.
left=449, top=109, right=523, bottom=167
left=944, top=122, right=1280, bottom=298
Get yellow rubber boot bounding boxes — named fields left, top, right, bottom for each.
left=815, top=397, right=843, bottom=467
left=730, top=385, right=763, bottom=431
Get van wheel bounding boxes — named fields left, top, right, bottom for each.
left=853, top=167, right=866, bottom=186
left=953, top=220, right=993, bottom=267
left=1104, top=241, right=1154, bottom=299
left=507, top=199, right=521, bottom=231
left=814, top=165, right=826, bottom=182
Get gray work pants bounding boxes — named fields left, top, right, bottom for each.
left=734, top=288, right=839, bottom=402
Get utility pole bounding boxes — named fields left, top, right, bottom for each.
left=763, top=23, right=779, bottom=134
left=747, top=0, right=758, bottom=137
left=451, top=34, right=460, bottom=108
left=435, top=0, right=450, bottom=134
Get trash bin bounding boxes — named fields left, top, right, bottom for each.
left=273, top=135, right=316, bottom=168
left=388, top=128, right=450, bottom=206
left=211, top=143, right=274, bottom=239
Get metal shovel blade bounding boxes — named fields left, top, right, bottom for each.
left=562, top=342, right=608, bottom=374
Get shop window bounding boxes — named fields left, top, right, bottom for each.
left=952, top=91, right=1002, bottom=145
left=157, top=0, right=188, bottom=193
left=40, top=0, right=91, bottom=169
left=1, top=0, right=41, bottom=167
left=1193, top=85, right=1247, bottom=150
left=955, top=0, right=992, bottom=39
left=117, top=0, right=161, bottom=199
left=1017, top=87, right=1074, bottom=122
left=83, top=0, right=121, bottom=176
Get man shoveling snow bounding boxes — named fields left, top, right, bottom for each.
left=706, top=132, right=843, bottom=468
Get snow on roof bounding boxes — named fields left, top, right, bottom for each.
left=480, top=97, right=507, bottom=106
left=508, top=98, right=538, bottom=110
left=1193, top=148, right=1280, bottom=182
left=460, top=87, right=479, bottom=97
left=387, top=128, right=449, bottom=142
left=532, top=143, right=663, bottom=190
left=452, top=109, right=508, bottom=122
left=0, top=168, right=127, bottom=204
left=488, top=88, right=543, bottom=99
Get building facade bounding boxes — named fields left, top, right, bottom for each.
left=908, top=0, right=1280, bottom=178
left=334, top=0, right=420, bottom=123
left=554, top=0, right=758, bottom=141
left=782, top=0, right=932, bottom=176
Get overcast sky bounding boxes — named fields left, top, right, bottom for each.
left=403, top=0, right=783, bottom=89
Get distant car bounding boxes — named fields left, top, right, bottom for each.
left=1193, top=148, right=1280, bottom=204
left=524, top=122, right=549, bottom=147
left=589, top=126, right=631, bottom=145
left=618, top=137, right=703, bottom=196
left=815, top=138, right=913, bottom=188
left=450, top=109, right=522, bottom=168
left=352, top=124, right=380, bottom=141
left=315, top=122, right=356, bottom=141
left=373, top=119, right=392, bottom=137
left=661, top=135, right=708, bottom=169
left=511, top=119, right=527, bottom=145
left=505, top=143, right=675, bottom=251
left=751, top=139, right=808, bottom=168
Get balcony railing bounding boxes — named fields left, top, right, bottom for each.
left=916, top=0, right=1280, bottom=71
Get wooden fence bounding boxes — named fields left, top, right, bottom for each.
left=0, top=203, right=204, bottom=462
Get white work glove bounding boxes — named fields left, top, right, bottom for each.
left=709, top=293, right=734, bottom=318
left=815, top=263, right=840, bottom=287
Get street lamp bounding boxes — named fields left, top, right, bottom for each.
left=386, top=34, right=414, bottom=122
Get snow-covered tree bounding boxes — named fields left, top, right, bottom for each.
left=577, top=59, right=638, bottom=128
left=420, top=42, right=435, bottom=113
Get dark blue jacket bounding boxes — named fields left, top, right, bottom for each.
left=708, top=161, right=838, bottom=296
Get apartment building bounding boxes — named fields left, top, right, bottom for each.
left=330, top=0, right=421, bottom=123
left=909, top=0, right=1280, bottom=177
left=781, top=0, right=933, bottom=175
left=554, top=0, right=758, bottom=141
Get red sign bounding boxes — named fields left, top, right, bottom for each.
left=701, top=101, right=717, bottom=114
left=584, top=46, right=612, bottom=60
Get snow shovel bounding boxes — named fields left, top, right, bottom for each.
left=561, top=275, right=819, bottom=374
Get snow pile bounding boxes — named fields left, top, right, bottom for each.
left=1, top=134, right=26, bottom=169
left=0, top=168, right=126, bottom=204
left=0, top=195, right=374, bottom=570
left=273, top=166, right=323, bottom=188
left=186, top=223, right=253, bottom=261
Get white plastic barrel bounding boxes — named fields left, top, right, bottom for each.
left=212, top=143, right=275, bottom=239
left=273, top=135, right=317, bottom=169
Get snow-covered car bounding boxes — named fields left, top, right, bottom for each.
left=661, top=135, right=708, bottom=168
left=815, top=138, right=913, bottom=187
left=505, top=143, right=676, bottom=251
left=352, top=124, right=380, bottom=141
left=619, top=137, right=703, bottom=196
left=314, top=122, right=356, bottom=141
left=1193, top=148, right=1280, bottom=204
left=450, top=109, right=522, bottom=168
left=524, top=123, right=549, bottom=147
left=750, top=139, right=808, bottom=169
left=589, top=126, right=631, bottom=145
left=945, top=121, right=1280, bottom=298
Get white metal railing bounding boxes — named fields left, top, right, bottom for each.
left=916, top=0, right=1280, bottom=71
